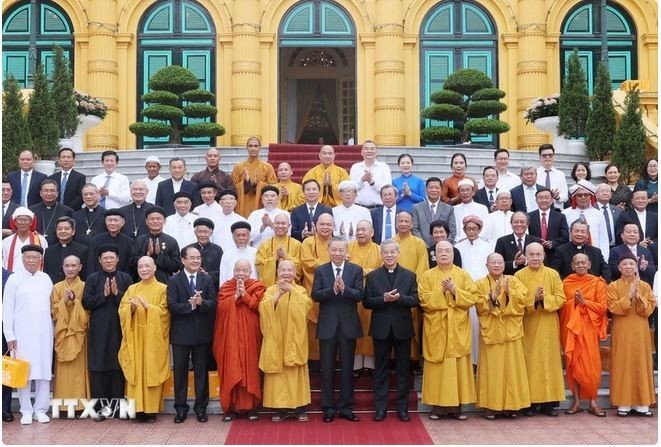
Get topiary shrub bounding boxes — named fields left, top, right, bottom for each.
left=2, top=75, right=32, bottom=174
left=585, top=61, right=616, bottom=160
left=50, top=45, right=79, bottom=139
left=28, top=64, right=59, bottom=160
left=558, top=49, right=590, bottom=139
left=611, top=88, right=646, bottom=184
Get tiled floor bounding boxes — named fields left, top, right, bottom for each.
left=2, top=410, right=658, bottom=445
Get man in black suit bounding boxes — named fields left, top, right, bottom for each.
left=615, top=189, right=658, bottom=246
left=119, top=180, right=154, bottom=239
left=608, top=223, right=656, bottom=285
left=28, top=179, right=74, bottom=243
left=155, top=157, right=197, bottom=216
left=510, top=166, right=544, bottom=213
left=72, top=183, right=107, bottom=246
left=494, top=211, right=543, bottom=275
left=474, top=166, right=499, bottom=212
left=290, top=179, right=331, bottom=241
left=312, top=237, right=364, bottom=423
left=549, top=219, right=610, bottom=281
left=8, top=150, right=47, bottom=207
left=48, top=148, right=86, bottom=210
left=527, top=188, right=568, bottom=260
left=2, top=179, right=19, bottom=238
left=363, top=239, right=419, bottom=422
left=167, top=245, right=217, bottom=424
left=371, top=184, right=399, bottom=243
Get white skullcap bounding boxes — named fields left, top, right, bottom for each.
left=145, top=155, right=161, bottom=165
left=12, top=206, right=34, bottom=219
left=338, top=180, right=358, bottom=191
left=569, top=179, right=596, bottom=196
left=457, top=178, right=474, bottom=189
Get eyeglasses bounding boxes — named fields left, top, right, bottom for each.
left=540, top=153, right=554, bottom=158
left=574, top=193, right=591, bottom=198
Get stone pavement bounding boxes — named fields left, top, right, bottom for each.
left=2, top=409, right=657, bottom=445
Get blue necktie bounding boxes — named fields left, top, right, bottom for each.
left=21, top=172, right=28, bottom=207
left=189, top=274, right=196, bottom=296
left=60, top=172, right=68, bottom=205
left=384, top=208, right=392, bottom=240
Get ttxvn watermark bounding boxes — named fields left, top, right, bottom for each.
left=50, top=398, right=136, bottom=419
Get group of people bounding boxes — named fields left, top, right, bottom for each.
left=1, top=139, right=657, bottom=426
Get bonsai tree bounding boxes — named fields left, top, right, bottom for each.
left=129, top=65, right=225, bottom=145
left=420, top=68, right=509, bottom=144
left=27, top=64, right=60, bottom=160
left=585, top=62, right=616, bottom=160
left=2, top=75, right=32, bottom=174
left=611, top=88, right=646, bottom=184
left=50, top=45, right=79, bottom=139
left=558, top=49, right=590, bottom=139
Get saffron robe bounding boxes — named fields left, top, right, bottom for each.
left=607, top=278, right=656, bottom=407
left=118, top=277, right=170, bottom=413
left=259, top=283, right=312, bottom=409
left=255, top=235, right=302, bottom=287
left=348, top=240, right=381, bottom=357
left=51, top=277, right=90, bottom=404
left=475, top=275, right=530, bottom=411
left=213, top=278, right=265, bottom=411
left=231, top=159, right=277, bottom=218
left=302, top=164, right=350, bottom=208
left=276, top=180, right=305, bottom=212
left=418, top=265, right=477, bottom=406
left=514, top=266, right=566, bottom=404
left=300, top=235, right=331, bottom=360
left=561, top=273, right=608, bottom=400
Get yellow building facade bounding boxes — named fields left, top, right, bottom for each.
left=2, top=0, right=657, bottom=151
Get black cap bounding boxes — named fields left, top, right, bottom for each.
left=104, top=209, right=124, bottom=219
left=219, top=189, right=237, bottom=199
left=193, top=217, right=215, bottom=230
left=230, top=221, right=251, bottom=232
left=617, top=251, right=638, bottom=264
left=97, top=244, right=119, bottom=256
left=173, top=191, right=193, bottom=202
left=261, top=185, right=279, bottom=196
left=197, top=181, right=217, bottom=191
left=145, top=206, right=167, bottom=218
left=21, top=244, right=43, bottom=255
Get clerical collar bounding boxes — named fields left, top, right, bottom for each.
left=574, top=244, right=583, bottom=249
left=133, top=202, right=144, bottom=208
left=59, top=241, right=71, bottom=247
left=44, top=203, right=56, bottom=209
left=88, top=206, right=98, bottom=212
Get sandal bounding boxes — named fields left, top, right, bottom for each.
left=484, top=412, right=496, bottom=420
left=616, top=410, right=629, bottom=417
left=564, top=406, right=583, bottom=415
left=452, top=412, right=467, bottom=421
left=587, top=407, right=607, bottom=417
left=297, top=413, right=310, bottom=422
left=632, top=410, right=654, bottom=417
left=222, top=411, right=237, bottom=422
left=247, top=411, right=259, bottom=421
left=271, top=412, right=290, bottom=422
left=506, top=412, right=518, bottom=419
left=428, top=413, right=441, bottom=420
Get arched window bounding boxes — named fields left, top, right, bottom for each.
left=561, top=1, right=637, bottom=94
left=137, top=0, right=216, bottom=148
left=420, top=0, right=498, bottom=145
left=2, top=0, right=74, bottom=87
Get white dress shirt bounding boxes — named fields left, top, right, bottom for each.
left=562, top=206, right=610, bottom=261
left=163, top=212, right=197, bottom=247
left=247, top=207, right=290, bottom=247
left=482, top=210, right=514, bottom=244
left=91, top=170, right=131, bottom=210
left=635, top=209, right=648, bottom=239
left=596, top=202, right=616, bottom=245
left=524, top=184, right=539, bottom=213
left=332, top=204, right=372, bottom=241
left=453, top=201, right=490, bottom=242
left=141, top=175, right=166, bottom=204
left=496, top=170, right=522, bottom=191
left=349, top=160, right=392, bottom=207
left=537, top=166, right=568, bottom=210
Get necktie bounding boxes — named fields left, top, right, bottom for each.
left=545, top=170, right=551, bottom=189
left=100, top=175, right=111, bottom=208
left=21, top=172, right=28, bottom=207
left=602, top=205, right=613, bottom=244
left=335, top=267, right=341, bottom=278
left=189, top=274, right=196, bottom=295
left=60, top=172, right=68, bottom=204
left=541, top=212, right=548, bottom=240
left=309, top=206, right=315, bottom=227
left=430, top=202, right=436, bottom=217
left=517, top=237, right=523, bottom=253
left=488, top=190, right=494, bottom=209
left=384, top=208, right=392, bottom=240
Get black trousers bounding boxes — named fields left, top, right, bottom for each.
left=373, top=330, right=411, bottom=413
left=89, top=370, right=125, bottom=411
left=319, top=332, right=356, bottom=414
left=172, top=343, right=210, bottom=413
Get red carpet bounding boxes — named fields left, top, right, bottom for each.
left=225, top=413, right=433, bottom=445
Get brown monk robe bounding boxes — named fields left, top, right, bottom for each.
left=560, top=253, right=608, bottom=416
left=213, top=259, right=265, bottom=421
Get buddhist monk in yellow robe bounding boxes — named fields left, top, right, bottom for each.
left=561, top=253, right=608, bottom=417
left=275, top=162, right=304, bottom=212
left=300, top=213, right=333, bottom=361
left=393, top=211, right=429, bottom=363
left=51, top=255, right=89, bottom=410
left=514, top=242, right=566, bottom=417
left=259, top=260, right=312, bottom=422
left=607, top=251, right=656, bottom=417
left=302, top=145, right=350, bottom=207
left=255, top=213, right=302, bottom=287
left=475, top=253, right=530, bottom=419
left=213, top=259, right=265, bottom=421
left=348, top=220, right=381, bottom=373
left=231, top=136, right=277, bottom=218
left=118, top=256, right=170, bottom=420
left=419, top=241, right=477, bottom=420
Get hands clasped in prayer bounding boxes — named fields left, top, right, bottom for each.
left=103, top=276, right=119, bottom=297
left=383, top=288, right=400, bottom=303
left=130, top=295, right=149, bottom=312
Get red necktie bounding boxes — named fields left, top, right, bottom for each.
left=541, top=212, right=548, bottom=240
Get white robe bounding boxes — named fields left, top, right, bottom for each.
left=2, top=234, right=48, bottom=273
left=246, top=207, right=290, bottom=247
left=453, top=201, right=490, bottom=243
left=193, top=203, right=247, bottom=251
left=140, top=175, right=166, bottom=204
left=332, top=204, right=372, bottom=241
left=3, top=270, right=53, bottom=380
left=218, top=246, right=257, bottom=286
left=482, top=210, right=514, bottom=244
left=163, top=212, right=197, bottom=247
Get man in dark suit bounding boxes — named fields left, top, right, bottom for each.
left=371, top=185, right=399, bottom=243
left=2, top=268, right=14, bottom=421
left=527, top=188, right=569, bottom=260
left=549, top=219, right=610, bottom=281
left=494, top=211, right=543, bottom=275
left=312, top=237, right=364, bottom=423
left=615, top=189, right=658, bottom=246
left=48, top=148, right=86, bottom=210
left=28, top=179, right=74, bottom=244
left=2, top=178, right=19, bottom=238
left=119, top=180, right=154, bottom=239
left=290, top=179, right=331, bottom=241
left=474, top=166, right=499, bottom=212
left=412, top=177, right=456, bottom=245
left=608, top=222, right=656, bottom=285
left=8, top=150, right=47, bottom=207
left=155, top=158, right=197, bottom=216
left=594, top=183, right=622, bottom=247
left=167, top=245, right=217, bottom=424
left=363, top=240, right=419, bottom=422
left=510, top=166, right=544, bottom=213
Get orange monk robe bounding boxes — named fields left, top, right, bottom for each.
left=118, top=277, right=171, bottom=414
left=302, top=164, right=350, bottom=207
left=231, top=159, right=277, bottom=217
left=51, top=276, right=90, bottom=407
left=213, top=278, right=265, bottom=411
left=561, top=273, right=608, bottom=400
left=607, top=279, right=656, bottom=408
left=255, top=235, right=302, bottom=287
left=348, top=240, right=381, bottom=357
left=300, top=235, right=331, bottom=360
left=276, top=180, right=305, bottom=212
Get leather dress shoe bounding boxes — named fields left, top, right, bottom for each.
left=397, top=411, right=410, bottom=422
left=195, top=412, right=208, bottom=423
left=3, top=412, right=14, bottom=422
left=338, top=412, right=360, bottom=422
left=174, top=411, right=187, bottom=423
left=323, top=413, right=335, bottom=423
left=373, top=410, right=387, bottom=422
